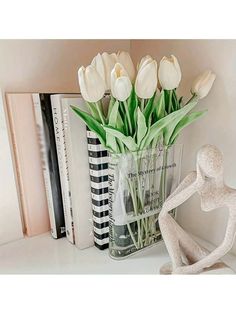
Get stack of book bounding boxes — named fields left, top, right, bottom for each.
left=5, top=93, right=110, bottom=250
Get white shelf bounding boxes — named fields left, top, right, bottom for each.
left=0, top=233, right=169, bottom=274
left=0, top=233, right=235, bottom=274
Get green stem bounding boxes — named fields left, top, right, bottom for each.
left=127, top=178, right=141, bottom=248
left=185, top=94, right=197, bottom=106
left=160, top=147, right=168, bottom=205
left=123, top=100, right=132, bottom=135
left=133, top=154, right=144, bottom=209
left=117, top=139, right=125, bottom=153
left=96, top=101, right=105, bottom=125
left=140, top=98, right=145, bottom=111
left=127, top=223, right=138, bottom=249
left=168, top=90, right=172, bottom=114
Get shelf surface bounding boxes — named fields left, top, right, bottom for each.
left=0, top=233, right=235, bottom=274
left=0, top=233, right=169, bottom=274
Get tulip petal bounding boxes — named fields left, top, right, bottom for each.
left=111, top=63, right=132, bottom=101
left=135, top=60, right=158, bottom=99
left=117, top=51, right=136, bottom=82
left=191, top=70, right=216, bottom=99
left=78, top=65, right=105, bottom=102
left=114, top=77, right=132, bottom=101
left=138, top=55, right=153, bottom=71
left=158, top=55, right=181, bottom=90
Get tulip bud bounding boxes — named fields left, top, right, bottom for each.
left=111, top=63, right=132, bottom=101
left=117, top=51, right=136, bottom=83
left=191, top=70, right=216, bottom=99
left=135, top=58, right=158, bottom=99
left=158, top=55, right=181, bottom=90
left=78, top=65, right=106, bottom=102
left=91, top=52, right=117, bottom=90
left=137, top=55, right=153, bottom=71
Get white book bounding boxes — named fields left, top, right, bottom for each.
left=62, top=97, right=94, bottom=249
left=51, top=94, right=78, bottom=244
left=0, top=92, right=23, bottom=245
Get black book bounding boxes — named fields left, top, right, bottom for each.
left=32, top=93, right=65, bottom=239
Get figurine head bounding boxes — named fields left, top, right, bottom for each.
left=197, top=144, right=223, bottom=178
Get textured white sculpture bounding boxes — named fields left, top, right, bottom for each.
left=159, top=144, right=236, bottom=274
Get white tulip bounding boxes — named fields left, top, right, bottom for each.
left=91, top=52, right=117, bottom=90
left=135, top=59, right=158, bottom=99
left=191, top=70, right=216, bottom=99
left=117, top=51, right=136, bottom=83
left=137, top=55, right=153, bottom=71
left=158, top=55, right=181, bottom=90
left=78, top=65, right=106, bottom=102
left=111, top=63, right=132, bottom=101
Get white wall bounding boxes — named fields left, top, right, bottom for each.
left=0, top=40, right=130, bottom=93
left=131, top=40, right=236, bottom=254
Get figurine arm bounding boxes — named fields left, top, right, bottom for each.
left=173, top=213, right=236, bottom=274
left=160, top=171, right=197, bottom=216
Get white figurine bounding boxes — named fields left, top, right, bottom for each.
left=159, top=144, right=236, bottom=274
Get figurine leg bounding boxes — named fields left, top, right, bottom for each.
left=159, top=214, right=183, bottom=271
left=166, top=215, right=209, bottom=263
left=159, top=213, right=208, bottom=272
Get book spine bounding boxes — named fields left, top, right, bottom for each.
left=6, top=101, right=26, bottom=233
left=0, top=94, right=23, bottom=245
left=86, top=127, right=109, bottom=250
left=51, top=97, right=74, bottom=244
left=63, top=99, right=94, bottom=249
left=32, top=94, right=65, bottom=239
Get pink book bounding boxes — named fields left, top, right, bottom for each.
left=6, top=93, right=50, bottom=236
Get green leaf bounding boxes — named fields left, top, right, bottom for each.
left=164, top=90, right=170, bottom=113
left=108, top=100, right=119, bottom=126
left=86, top=102, right=100, bottom=121
left=170, top=110, right=207, bottom=144
left=103, top=126, right=138, bottom=152
left=163, top=96, right=198, bottom=146
left=137, top=107, right=147, bottom=147
left=107, top=96, right=116, bottom=120
left=143, top=93, right=156, bottom=126
left=172, top=90, right=179, bottom=111
left=179, top=96, right=183, bottom=108
left=106, top=101, right=119, bottom=152
left=155, top=91, right=165, bottom=120
left=140, top=96, right=199, bottom=149
left=71, top=106, right=106, bottom=147
left=118, top=101, right=128, bottom=135
left=116, top=111, right=124, bottom=132
left=128, top=87, right=138, bottom=131
left=140, top=112, right=177, bottom=149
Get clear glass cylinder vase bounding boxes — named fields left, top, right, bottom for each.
left=108, top=144, right=183, bottom=259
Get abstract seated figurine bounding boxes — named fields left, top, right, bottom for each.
left=159, top=144, right=236, bottom=274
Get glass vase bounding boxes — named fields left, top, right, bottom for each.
left=108, top=144, right=183, bottom=259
